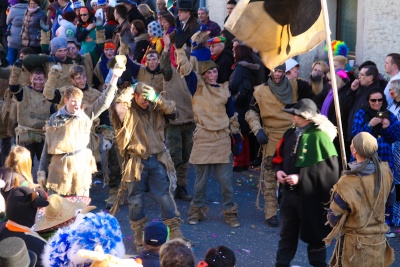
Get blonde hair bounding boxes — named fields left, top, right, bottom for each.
left=64, top=86, right=83, bottom=100
left=326, top=72, right=345, bottom=89
left=312, top=61, right=329, bottom=74
left=138, top=4, right=154, bottom=18
left=5, top=146, right=34, bottom=184
left=333, top=55, right=347, bottom=67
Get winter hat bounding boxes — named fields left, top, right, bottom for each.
left=352, top=132, right=378, bottom=159
left=91, top=0, right=98, bottom=6
left=207, top=36, right=226, bottom=45
left=282, top=98, right=318, bottom=118
left=66, top=36, right=81, bottom=47
left=50, top=37, right=68, bottom=55
left=98, top=0, right=107, bottom=5
left=73, top=0, right=83, bottom=9
left=144, top=221, right=169, bottom=246
left=6, top=187, right=48, bottom=228
left=273, top=63, right=286, bottom=72
left=285, top=58, right=299, bottom=72
left=0, top=237, right=37, bottom=267
left=148, top=21, right=163, bottom=38
left=34, top=194, right=92, bottom=233
left=201, top=60, right=218, bottom=74
left=117, top=0, right=137, bottom=6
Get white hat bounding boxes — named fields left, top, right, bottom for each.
left=285, top=58, right=299, bottom=72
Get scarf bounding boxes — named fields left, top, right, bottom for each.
left=321, top=88, right=333, bottom=116
left=347, top=159, right=376, bottom=176
left=268, top=77, right=293, bottom=104
left=166, top=26, right=175, bottom=35
left=28, top=6, right=39, bottom=13
left=99, top=53, right=110, bottom=81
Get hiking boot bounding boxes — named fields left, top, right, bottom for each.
left=188, top=203, right=209, bottom=225
left=223, top=203, right=240, bottom=228
left=175, top=186, right=192, bottom=201
left=250, top=157, right=262, bottom=167
left=266, top=215, right=279, bottom=227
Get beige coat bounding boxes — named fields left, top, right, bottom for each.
left=114, top=89, right=176, bottom=182
left=245, top=80, right=298, bottom=157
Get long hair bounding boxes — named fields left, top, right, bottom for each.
left=5, top=146, right=34, bottom=184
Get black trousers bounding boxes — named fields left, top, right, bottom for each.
left=275, top=189, right=327, bottom=267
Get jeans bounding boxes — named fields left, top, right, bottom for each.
left=127, top=155, right=177, bottom=221
left=166, top=122, right=195, bottom=186
left=6, top=47, right=19, bottom=65
left=192, top=154, right=234, bottom=210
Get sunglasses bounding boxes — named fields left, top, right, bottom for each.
left=369, top=98, right=383, bottom=103
left=80, top=13, right=89, bottom=17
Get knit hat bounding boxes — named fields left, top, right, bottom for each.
left=352, top=132, right=378, bottom=159
left=98, top=0, right=107, bottom=5
left=66, top=36, right=81, bottom=47
left=34, top=195, right=92, bottom=233
left=50, top=37, right=68, bottom=54
left=285, top=58, right=299, bottom=72
left=207, top=36, right=226, bottom=45
left=147, top=21, right=163, bottom=38
left=201, top=60, right=218, bottom=74
left=144, top=221, right=169, bottom=246
left=73, top=0, right=83, bottom=9
left=282, top=98, right=318, bottom=117
left=91, top=0, right=98, bottom=6
left=0, top=237, right=37, bottom=267
left=6, top=187, right=48, bottom=228
left=273, top=63, right=286, bottom=72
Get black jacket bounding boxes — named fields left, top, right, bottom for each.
left=215, top=47, right=234, bottom=84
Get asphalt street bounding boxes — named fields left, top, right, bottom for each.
left=86, top=165, right=400, bottom=267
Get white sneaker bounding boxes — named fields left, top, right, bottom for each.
left=386, top=231, right=396, bottom=238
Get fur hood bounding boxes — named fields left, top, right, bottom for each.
left=134, top=32, right=149, bottom=42
left=237, top=60, right=260, bottom=70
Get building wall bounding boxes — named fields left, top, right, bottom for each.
left=356, top=0, right=400, bottom=75
left=204, top=0, right=226, bottom=29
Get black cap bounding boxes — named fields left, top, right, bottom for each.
left=282, top=98, right=318, bottom=117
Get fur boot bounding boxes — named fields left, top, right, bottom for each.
left=130, top=217, right=147, bottom=253
left=163, top=217, right=185, bottom=240
left=222, top=203, right=240, bottom=228
left=187, top=203, right=209, bottom=225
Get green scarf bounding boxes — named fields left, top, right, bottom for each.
left=268, top=77, right=293, bottom=104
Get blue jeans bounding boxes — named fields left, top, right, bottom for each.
left=6, top=47, right=19, bottom=65
left=127, top=155, right=177, bottom=221
left=192, top=154, right=234, bottom=210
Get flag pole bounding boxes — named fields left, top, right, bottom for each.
left=321, top=0, right=347, bottom=170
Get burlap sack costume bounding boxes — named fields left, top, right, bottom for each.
left=325, top=132, right=394, bottom=267
left=245, top=79, right=298, bottom=219
left=15, top=86, right=52, bottom=146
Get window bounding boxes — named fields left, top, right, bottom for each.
left=336, top=0, right=357, bottom=52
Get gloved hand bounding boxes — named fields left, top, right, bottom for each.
left=102, top=138, right=112, bottom=151
left=50, top=63, right=62, bottom=74
left=112, top=55, right=126, bottom=77
left=95, top=15, right=103, bottom=28
left=232, top=133, right=243, bottom=156
left=174, top=26, right=186, bottom=49
left=37, top=171, right=47, bottom=190
left=142, top=85, right=160, bottom=102
left=13, top=59, right=23, bottom=69
left=256, top=129, right=269, bottom=145
left=40, top=19, right=50, bottom=32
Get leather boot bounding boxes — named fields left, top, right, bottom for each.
left=187, top=202, right=209, bottom=225
left=174, top=185, right=193, bottom=201
left=130, top=217, right=147, bottom=253
left=222, top=203, right=240, bottom=228
left=163, top=217, right=185, bottom=240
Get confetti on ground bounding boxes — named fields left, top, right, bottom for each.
left=126, top=236, right=132, bottom=240
left=213, top=201, right=220, bottom=204
left=251, top=225, right=256, bottom=228
left=231, top=231, right=236, bottom=235
left=211, top=234, right=218, bottom=238
left=242, top=249, right=250, bottom=253
left=93, top=180, right=102, bottom=184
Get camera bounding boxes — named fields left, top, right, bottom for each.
left=376, top=111, right=388, bottom=119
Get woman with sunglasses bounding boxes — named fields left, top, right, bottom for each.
left=352, top=89, right=400, bottom=240
left=352, top=89, right=400, bottom=171
left=76, top=7, right=97, bottom=54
